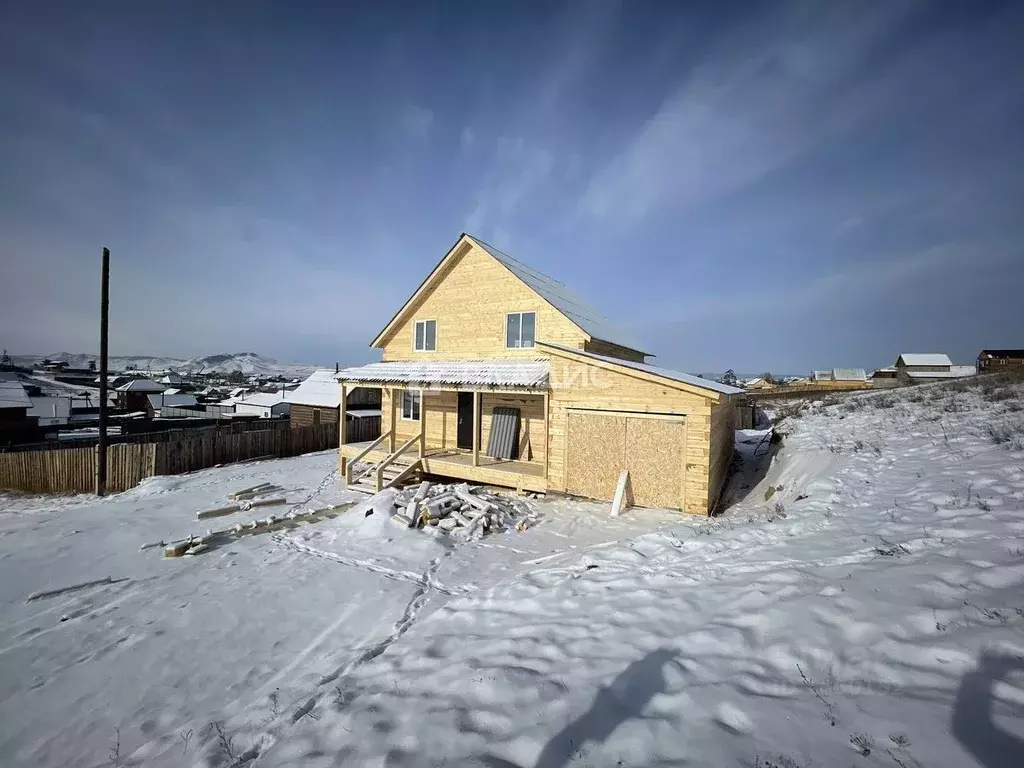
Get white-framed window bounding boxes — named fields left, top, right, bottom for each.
left=505, top=311, right=536, bottom=348
left=401, top=390, right=421, bottom=420
left=414, top=319, right=436, bottom=352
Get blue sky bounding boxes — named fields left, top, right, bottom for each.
left=2, top=1, right=1022, bottom=374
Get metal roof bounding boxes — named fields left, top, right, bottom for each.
left=234, top=392, right=290, bottom=407
left=539, top=343, right=743, bottom=396
left=116, top=378, right=165, bottom=392
left=897, top=353, right=952, bottom=367
left=978, top=349, right=1024, bottom=358
left=0, top=381, right=32, bottom=409
left=146, top=393, right=198, bottom=408
left=905, top=367, right=976, bottom=379
left=285, top=369, right=340, bottom=408
left=469, top=236, right=649, bottom=355
left=346, top=408, right=382, bottom=418
left=338, top=359, right=549, bottom=389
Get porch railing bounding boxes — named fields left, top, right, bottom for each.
left=345, top=429, right=391, bottom=485
left=375, top=431, right=422, bottom=491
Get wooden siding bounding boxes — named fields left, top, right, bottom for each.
left=290, top=404, right=339, bottom=429
left=583, top=338, right=647, bottom=363
left=383, top=387, right=545, bottom=463
left=708, top=397, right=737, bottom=512
left=379, top=242, right=587, bottom=360
left=547, top=355, right=715, bottom=514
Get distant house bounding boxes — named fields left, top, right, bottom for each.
left=159, top=372, right=184, bottom=385
left=870, top=367, right=899, bottom=388
left=286, top=369, right=381, bottom=441
left=233, top=391, right=290, bottom=419
left=743, top=377, right=772, bottom=390
left=0, top=381, right=33, bottom=424
left=811, top=369, right=868, bottom=387
left=145, top=393, right=199, bottom=418
left=894, top=354, right=974, bottom=383
left=27, top=396, right=72, bottom=426
left=115, top=378, right=165, bottom=411
left=976, top=349, right=1024, bottom=374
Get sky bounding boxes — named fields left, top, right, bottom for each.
left=1, top=0, right=1023, bottom=374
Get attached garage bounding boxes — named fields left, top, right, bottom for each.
left=541, top=342, right=739, bottom=515
left=566, top=410, right=687, bottom=510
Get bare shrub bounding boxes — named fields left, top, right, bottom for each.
left=987, top=415, right=1024, bottom=446
left=850, top=733, right=873, bottom=756
left=874, top=394, right=896, bottom=409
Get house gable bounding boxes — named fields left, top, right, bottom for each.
left=375, top=235, right=591, bottom=361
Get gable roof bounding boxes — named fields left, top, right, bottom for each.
left=469, top=237, right=647, bottom=354
left=832, top=368, right=867, bottom=382
left=286, top=369, right=341, bottom=408
left=233, top=392, right=290, bottom=408
left=897, top=353, right=952, bottom=367
left=370, top=233, right=648, bottom=355
left=539, top=342, right=742, bottom=397
left=978, top=349, right=1024, bottom=358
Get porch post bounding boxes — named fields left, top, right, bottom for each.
left=472, top=391, right=480, bottom=467
left=543, top=390, right=549, bottom=479
left=339, top=383, right=347, bottom=446
left=389, top=387, right=397, bottom=451
left=419, top=387, right=425, bottom=457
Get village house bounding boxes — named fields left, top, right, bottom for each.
left=870, top=367, right=899, bottom=388
left=144, top=393, right=199, bottom=419
left=894, top=354, right=975, bottom=384
left=114, top=378, right=165, bottom=412
left=232, top=391, right=291, bottom=419
left=976, top=349, right=1024, bottom=373
left=337, top=233, right=742, bottom=515
left=286, top=369, right=381, bottom=441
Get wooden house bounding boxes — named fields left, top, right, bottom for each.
left=233, top=392, right=291, bottom=419
left=894, top=354, right=975, bottom=384
left=114, top=378, right=165, bottom=412
left=286, top=369, right=381, bottom=442
left=337, top=233, right=742, bottom=515
left=977, top=349, right=1024, bottom=373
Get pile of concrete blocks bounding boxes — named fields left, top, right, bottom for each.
left=388, top=482, right=537, bottom=537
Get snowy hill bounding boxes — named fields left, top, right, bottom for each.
left=10, top=351, right=319, bottom=377
left=1, top=373, right=1022, bottom=767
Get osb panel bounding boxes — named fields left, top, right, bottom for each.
left=381, top=243, right=587, bottom=360
left=565, top=411, right=626, bottom=502
left=625, top=417, right=685, bottom=509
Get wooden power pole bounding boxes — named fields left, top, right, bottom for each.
left=96, top=247, right=110, bottom=496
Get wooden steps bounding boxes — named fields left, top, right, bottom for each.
left=346, top=454, right=421, bottom=494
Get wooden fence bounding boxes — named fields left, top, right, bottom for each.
left=0, top=423, right=338, bottom=495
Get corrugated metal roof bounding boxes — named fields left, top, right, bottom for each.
left=0, top=381, right=32, bottom=409
left=346, top=408, right=382, bottom=418
left=116, top=378, right=165, bottom=392
left=897, top=353, right=952, bottom=367
left=539, top=343, right=743, bottom=396
left=28, top=396, right=72, bottom=419
left=469, top=236, right=649, bottom=355
left=285, top=369, right=340, bottom=408
left=338, top=360, right=549, bottom=389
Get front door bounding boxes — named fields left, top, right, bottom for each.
left=457, top=392, right=474, bottom=450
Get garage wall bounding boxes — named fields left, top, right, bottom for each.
left=548, top=355, right=716, bottom=514
left=708, top=397, right=737, bottom=512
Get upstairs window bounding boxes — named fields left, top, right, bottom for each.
left=414, top=319, right=436, bottom=351
left=401, top=390, right=421, bottom=420
left=506, top=311, right=536, bottom=348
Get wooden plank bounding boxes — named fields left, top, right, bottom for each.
left=472, top=392, right=480, bottom=467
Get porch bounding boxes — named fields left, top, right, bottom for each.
left=339, top=440, right=547, bottom=492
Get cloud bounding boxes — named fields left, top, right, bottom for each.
left=578, top=3, right=915, bottom=228
left=401, top=104, right=434, bottom=139
left=459, top=126, right=475, bottom=149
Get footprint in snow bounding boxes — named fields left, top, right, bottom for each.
left=713, top=702, right=753, bottom=735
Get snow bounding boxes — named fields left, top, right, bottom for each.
left=115, top=378, right=165, bottom=393
left=2, top=377, right=1024, bottom=767
left=0, top=381, right=32, bottom=409
left=285, top=370, right=341, bottom=408
left=898, top=353, right=954, bottom=367
left=339, top=359, right=550, bottom=388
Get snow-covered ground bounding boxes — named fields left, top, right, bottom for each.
left=2, top=377, right=1023, bottom=767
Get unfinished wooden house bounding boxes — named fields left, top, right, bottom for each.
left=337, top=233, right=742, bottom=515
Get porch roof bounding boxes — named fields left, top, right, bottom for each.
left=337, top=359, right=549, bottom=389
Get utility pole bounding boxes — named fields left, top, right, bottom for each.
left=96, top=247, right=110, bottom=496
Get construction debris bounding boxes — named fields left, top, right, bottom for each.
left=386, top=482, right=539, bottom=538
left=196, top=487, right=287, bottom=520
